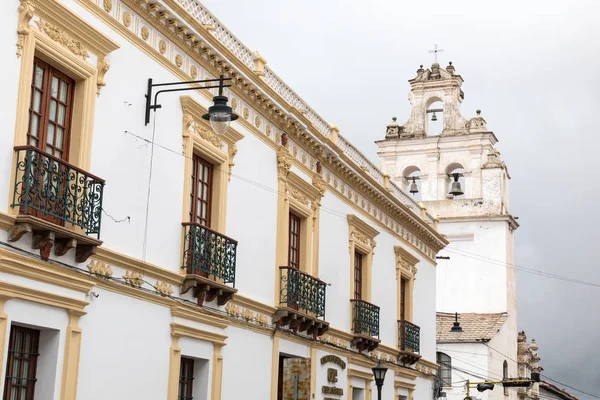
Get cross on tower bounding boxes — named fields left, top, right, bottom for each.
left=429, top=44, right=444, bottom=64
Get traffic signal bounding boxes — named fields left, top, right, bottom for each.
left=476, top=383, right=495, bottom=392
left=502, top=378, right=531, bottom=388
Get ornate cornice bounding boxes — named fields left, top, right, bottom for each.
left=73, top=0, right=446, bottom=261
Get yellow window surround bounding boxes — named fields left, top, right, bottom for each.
left=347, top=214, right=379, bottom=303
left=167, top=322, right=228, bottom=400
left=394, top=246, right=419, bottom=323
left=13, top=0, right=119, bottom=172
left=274, top=140, right=326, bottom=304
left=179, top=96, right=244, bottom=234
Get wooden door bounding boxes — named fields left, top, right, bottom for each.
left=23, top=58, right=74, bottom=225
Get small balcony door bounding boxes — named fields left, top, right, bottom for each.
left=22, top=58, right=74, bottom=225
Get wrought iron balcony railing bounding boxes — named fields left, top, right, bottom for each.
left=182, top=222, right=237, bottom=286
left=279, top=266, right=327, bottom=319
left=398, top=320, right=420, bottom=353
left=11, top=145, right=104, bottom=237
left=351, top=299, right=380, bottom=339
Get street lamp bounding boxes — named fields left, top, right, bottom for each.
left=450, top=312, right=463, bottom=340
left=372, top=361, right=388, bottom=400
left=144, top=74, right=238, bottom=135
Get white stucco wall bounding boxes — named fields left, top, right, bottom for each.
left=0, top=0, right=445, bottom=399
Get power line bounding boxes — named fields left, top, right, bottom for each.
left=541, top=375, right=600, bottom=400
left=442, top=246, right=600, bottom=288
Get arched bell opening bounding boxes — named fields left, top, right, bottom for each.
left=445, top=163, right=465, bottom=199
left=426, top=99, right=444, bottom=136
left=402, top=166, right=422, bottom=201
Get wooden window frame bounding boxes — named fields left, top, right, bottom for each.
left=190, top=154, right=214, bottom=228
left=394, top=246, right=419, bottom=324
left=3, top=325, right=41, bottom=400
left=178, top=356, right=195, bottom=400
left=288, top=212, right=302, bottom=270
left=354, top=251, right=363, bottom=300
left=28, top=57, right=75, bottom=161
left=347, top=215, right=379, bottom=304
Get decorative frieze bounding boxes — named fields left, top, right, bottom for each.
left=154, top=281, right=173, bottom=296
left=225, top=303, right=269, bottom=325
left=87, top=259, right=113, bottom=278
left=36, top=20, right=90, bottom=59
left=123, top=271, right=144, bottom=288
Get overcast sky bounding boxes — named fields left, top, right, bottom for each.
left=202, top=0, right=600, bottom=396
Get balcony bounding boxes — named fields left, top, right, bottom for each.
left=351, top=299, right=381, bottom=352
left=8, top=146, right=104, bottom=262
left=180, top=222, right=238, bottom=306
left=398, top=320, right=421, bottom=365
left=274, top=266, right=329, bottom=338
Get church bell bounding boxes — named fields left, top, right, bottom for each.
left=409, top=177, right=419, bottom=194
left=431, top=112, right=437, bottom=122
left=449, top=173, right=464, bottom=196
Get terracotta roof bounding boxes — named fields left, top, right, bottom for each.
left=541, top=381, right=579, bottom=400
left=436, top=312, right=508, bottom=342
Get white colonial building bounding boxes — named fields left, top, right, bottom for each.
left=377, top=62, right=520, bottom=400
left=0, top=1, right=448, bottom=399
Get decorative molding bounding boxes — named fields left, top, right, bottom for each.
left=225, top=303, right=269, bottom=325
left=73, top=0, right=445, bottom=261
left=0, top=280, right=88, bottom=312
left=170, top=322, right=227, bottom=345
left=16, top=0, right=35, bottom=58
left=36, top=20, right=90, bottom=59
left=348, top=214, right=379, bottom=252
left=154, top=281, right=173, bottom=297
left=171, top=305, right=229, bottom=329
left=96, top=56, right=110, bottom=95
left=87, top=259, right=113, bottom=278
left=348, top=368, right=374, bottom=381
left=123, top=271, right=144, bottom=288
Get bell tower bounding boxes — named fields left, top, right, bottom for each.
left=376, top=61, right=518, bottom=315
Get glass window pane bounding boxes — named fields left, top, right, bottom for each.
left=60, top=81, right=68, bottom=102
left=35, top=66, right=44, bottom=89
left=56, top=127, right=64, bottom=149
left=47, top=123, right=55, bottom=145
left=49, top=100, right=57, bottom=121
left=51, top=77, right=59, bottom=97
left=33, top=90, right=42, bottom=113
left=57, top=104, right=66, bottom=125
left=30, top=115, right=40, bottom=138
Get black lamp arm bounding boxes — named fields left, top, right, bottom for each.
left=144, top=75, right=233, bottom=125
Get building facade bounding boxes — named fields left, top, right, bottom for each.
left=0, top=1, right=448, bottom=399
left=377, top=63, right=519, bottom=400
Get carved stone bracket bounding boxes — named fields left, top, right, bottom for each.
left=351, top=334, right=380, bottom=353
left=272, top=307, right=329, bottom=338
left=96, top=57, right=110, bottom=96
left=181, top=274, right=237, bottom=306
left=398, top=350, right=421, bottom=366
left=17, top=0, right=35, bottom=58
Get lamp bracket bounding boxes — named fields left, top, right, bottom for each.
left=144, top=76, right=233, bottom=125
left=426, top=108, right=443, bottom=113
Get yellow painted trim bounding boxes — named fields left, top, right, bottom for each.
left=310, top=347, right=317, bottom=397
left=395, top=380, right=416, bottom=390
left=348, top=214, right=379, bottom=303
left=0, top=213, right=15, bottom=231
left=29, top=0, right=119, bottom=56
left=95, top=248, right=183, bottom=286
left=394, top=367, right=418, bottom=380
left=170, top=305, right=229, bottom=330
left=212, top=343, right=224, bottom=400
left=60, top=310, right=85, bottom=400
left=170, top=322, right=227, bottom=345
left=0, top=248, right=96, bottom=293
left=417, top=358, right=440, bottom=373
left=10, top=28, right=99, bottom=217
left=166, top=335, right=181, bottom=400
left=348, top=368, right=375, bottom=381
left=348, top=354, right=376, bottom=369
left=231, top=294, right=277, bottom=316
left=395, top=246, right=418, bottom=325
left=274, top=154, right=325, bottom=303
left=0, top=297, right=10, bottom=384
left=0, top=280, right=88, bottom=312
left=95, top=279, right=175, bottom=308
left=270, top=336, right=280, bottom=400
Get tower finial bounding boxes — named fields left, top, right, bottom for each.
left=428, top=44, right=444, bottom=64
